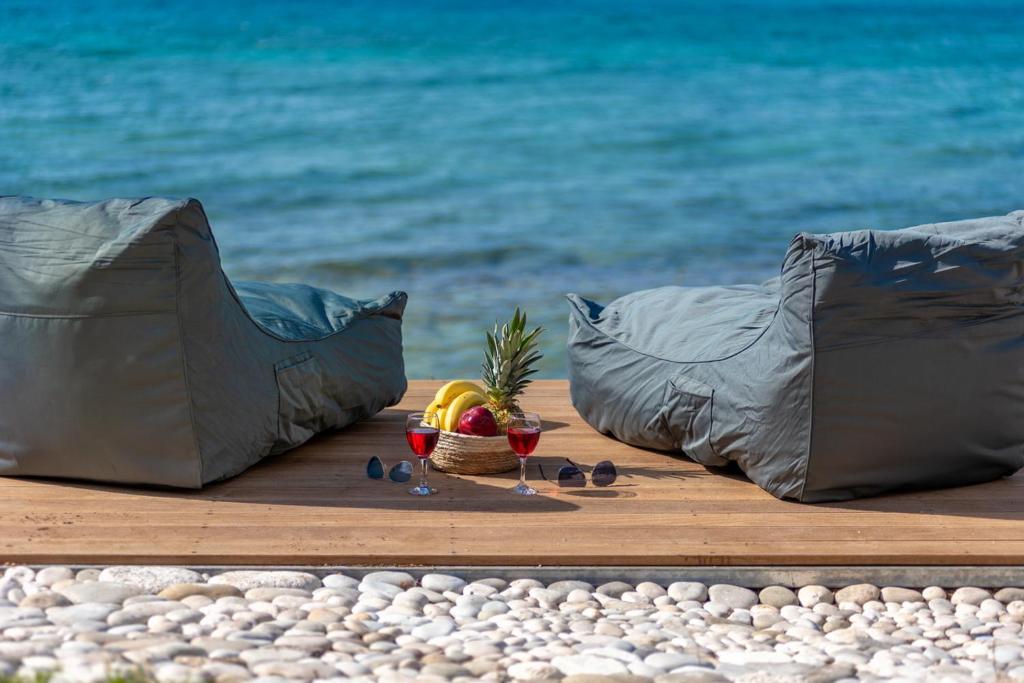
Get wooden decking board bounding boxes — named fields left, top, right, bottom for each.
left=2, top=380, right=1024, bottom=566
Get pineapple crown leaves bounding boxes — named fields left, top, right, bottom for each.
left=482, top=307, right=543, bottom=407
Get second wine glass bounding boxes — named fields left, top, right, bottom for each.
left=406, top=412, right=440, bottom=496
left=507, top=412, right=541, bottom=495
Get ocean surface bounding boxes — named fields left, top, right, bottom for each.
left=2, top=1, right=1022, bottom=378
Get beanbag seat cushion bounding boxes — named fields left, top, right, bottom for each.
left=568, top=211, right=1024, bottom=502
left=0, top=196, right=407, bottom=488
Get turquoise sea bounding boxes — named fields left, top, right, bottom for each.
left=2, top=1, right=1022, bottom=378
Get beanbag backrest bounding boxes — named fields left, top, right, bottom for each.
left=0, top=197, right=407, bottom=487
left=568, top=211, right=1024, bottom=502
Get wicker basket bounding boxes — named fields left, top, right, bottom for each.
left=431, top=430, right=518, bottom=475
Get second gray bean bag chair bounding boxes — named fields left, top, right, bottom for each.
left=568, top=210, right=1024, bottom=502
left=0, top=196, right=407, bottom=488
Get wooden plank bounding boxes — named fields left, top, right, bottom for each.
left=2, top=380, right=1024, bottom=566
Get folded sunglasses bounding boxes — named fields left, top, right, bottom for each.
left=539, top=458, right=617, bottom=487
left=366, top=456, right=413, bottom=483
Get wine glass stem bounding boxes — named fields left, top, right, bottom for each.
left=519, top=457, right=527, bottom=487
left=420, top=458, right=430, bottom=490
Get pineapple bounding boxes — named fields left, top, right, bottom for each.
left=482, top=308, right=543, bottom=429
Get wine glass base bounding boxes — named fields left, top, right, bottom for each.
left=408, top=485, right=437, bottom=496
left=510, top=482, right=537, bottom=496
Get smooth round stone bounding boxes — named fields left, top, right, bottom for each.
left=507, top=660, right=560, bottom=680
left=4, top=567, right=34, bottom=583
left=759, top=586, right=798, bottom=608
left=596, top=582, right=634, bottom=598
left=108, top=601, right=185, bottom=626
left=474, top=577, right=509, bottom=590
left=411, top=618, right=456, bottom=641
left=181, top=596, right=215, bottom=611
left=668, top=582, right=708, bottom=603
left=422, top=661, right=472, bottom=677
left=75, top=569, right=101, bottom=582
left=995, top=587, right=1024, bottom=603
left=19, top=592, right=70, bottom=610
left=951, top=587, right=992, bottom=606
left=1007, top=601, right=1024, bottom=619
left=530, top=588, right=566, bottom=606
left=549, top=580, right=595, bottom=595
left=645, top=651, right=700, bottom=671
left=273, top=635, right=331, bottom=653
left=243, top=587, right=311, bottom=602
left=164, top=608, right=203, bottom=624
left=881, top=587, right=923, bottom=603
left=35, top=567, right=74, bottom=588
left=47, top=603, right=119, bottom=625
left=393, top=590, right=430, bottom=608
left=420, top=574, right=466, bottom=594
left=707, top=585, right=757, bottom=610
left=979, top=598, right=1006, bottom=614
left=797, top=585, right=833, bottom=607
left=464, top=582, right=500, bottom=598
left=423, top=603, right=452, bottom=618
left=319, top=574, right=358, bottom=591
left=479, top=601, right=510, bottom=619
left=97, top=566, right=203, bottom=594
left=636, top=582, right=668, bottom=600
left=201, top=662, right=250, bottom=680
left=208, top=571, right=321, bottom=593
left=922, top=586, right=947, bottom=601
left=57, top=581, right=144, bottom=605
left=360, top=571, right=415, bottom=589
left=158, top=584, right=241, bottom=601
left=153, top=662, right=197, bottom=683
left=552, top=653, right=630, bottom=676
left=834, top=584, right=880, bottom=606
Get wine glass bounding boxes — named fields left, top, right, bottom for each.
left=507, top=412, right=541, bottom=495
left=406, top=412, right=440, bottom=496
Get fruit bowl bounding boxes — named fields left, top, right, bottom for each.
left=431, top=430, right=518, bottom=475
left=423, top=309, right=543, bottom=477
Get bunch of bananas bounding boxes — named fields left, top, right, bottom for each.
left=425, top=380, right=489, bottom=432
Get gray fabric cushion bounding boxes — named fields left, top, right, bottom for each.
left=0, top=196, right=407, bottom=487
left=567, top=211, right=1024, bottom=502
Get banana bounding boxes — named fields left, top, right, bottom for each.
left=443, top=390, right=488, bottom=432
left=433, top=380, right=485, bottom=408
left=420, top=401, right=446, bottom=429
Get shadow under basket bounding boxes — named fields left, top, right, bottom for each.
left=431, top=430, right=518, bottom=475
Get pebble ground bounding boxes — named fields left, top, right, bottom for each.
left=2, top=566, right=1024, bottom=682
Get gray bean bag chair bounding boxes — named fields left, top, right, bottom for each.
left=568, top=210, right=1024, bottom=502
left=0, top=196, right=407, bottom=488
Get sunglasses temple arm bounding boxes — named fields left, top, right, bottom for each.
left=538, top=464, right=549, bottom=482
left=565, top=458, right=589, bottom=471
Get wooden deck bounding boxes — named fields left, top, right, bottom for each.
left=3, top=380, right=1024, bottom=567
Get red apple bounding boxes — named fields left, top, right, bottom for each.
left=458, top=406, right=499, bottom=437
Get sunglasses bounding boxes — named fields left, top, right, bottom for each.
left=539, top=458, right=618, bottom=487
left=366, top=456, right=413, bottom=483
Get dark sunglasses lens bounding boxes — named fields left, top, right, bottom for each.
left=558, top=466, right=586, bottom=487
left=389, top=461, right=413, bottom=483
left=592, top=460, right=617, bottom=487
left=367, top=456, right=385, bottom=479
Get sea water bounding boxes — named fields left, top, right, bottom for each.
left=2, top=0, right=1022, bottom=377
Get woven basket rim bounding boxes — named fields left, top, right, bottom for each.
left=438, top=429, right=507, bottom=442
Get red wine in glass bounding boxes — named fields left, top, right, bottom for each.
left=507, top=427, right=540, bottom=456
left=507, top=412, right=541, bottom=495
left=406, top=427, right=440, bottom=457
left=406, top=412, right=439, bottom=496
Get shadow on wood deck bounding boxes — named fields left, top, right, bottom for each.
left=3, top=381, right=1024, bottom=567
